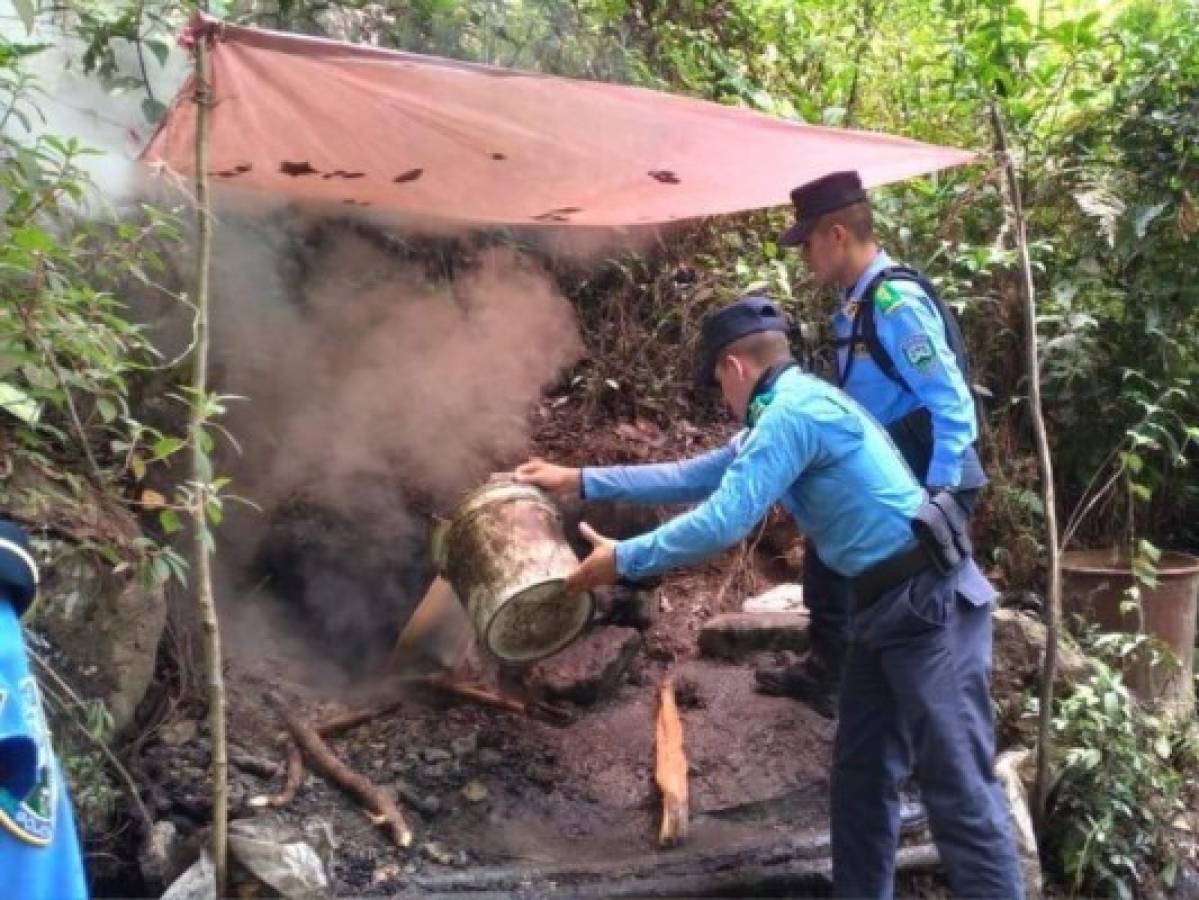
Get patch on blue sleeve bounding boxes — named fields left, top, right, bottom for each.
left=900, top=332, right=938, bottom=375
left=0, top=677, right=55, bottom=846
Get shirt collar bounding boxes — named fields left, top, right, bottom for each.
left=746, top=360, right=797, bottom=427
left=843, top=248, right=893, bottom=308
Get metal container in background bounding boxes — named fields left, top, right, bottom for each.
left=432, top=480, right=593, bottom=664
left=1061, top=549, right=1199, bottom=717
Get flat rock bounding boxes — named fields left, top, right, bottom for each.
left=698, top=612, right=810, bottom=661
left=535, top=626, right=642, bottom=705
left=742, top=584, right=805, bottom=614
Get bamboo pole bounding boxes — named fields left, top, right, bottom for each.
left=189, top=21, right=229, bottom=894
left=989, top=101, right=1061, bottom=826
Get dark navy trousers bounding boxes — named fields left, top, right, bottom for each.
left=830, top=561, right=1023, bottom=899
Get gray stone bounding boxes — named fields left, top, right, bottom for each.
left=160, top=719, right=199, bottom=748
left=7, top=465, right=166, bottom=734
left=534, top=626, right=642, bottom=705
left=697, top=612, right=810, bottom=660
left=477, top=749, right=502, bottom=767
left=138, top=820, right=180, bottom=891
left=450, top=733, right=477, bottom=758
left=742, top=583, right=805, bottom=614
left=1172, top=864, right=1199, bottom=900
left=35, top=552, right=166, bottom=734
left=422, top=748, right=452, bottom=764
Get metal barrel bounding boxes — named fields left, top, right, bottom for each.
left=433, top=481, right=593, bottom=663
left=1061, top=549, right=1199, bottom=716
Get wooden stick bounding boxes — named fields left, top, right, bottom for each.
left=416, top=675, right=574, bottom=726
left=248, top=738, right=304, bottom=810
left=655, top=678, right=689, bottom=847
left=228, top=749, right=282, bottom=780
left=188, top=21, right=228, bottom=894
left=989, top=101, right=1062, bottom=828
left=265, top=692, right=412, bottom=847
left=315, top=698, right=406, bottom=738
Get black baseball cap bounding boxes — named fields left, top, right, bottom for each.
left=779, top=170, right=868, bottom=247
left=695, top=295, right=789, bottom=387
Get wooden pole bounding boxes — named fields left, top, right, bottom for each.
left=989, top=101, right=1062, bottom=826
left=189, top=19, right=229, bottom=894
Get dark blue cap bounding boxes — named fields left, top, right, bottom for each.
left=696, top=294, right=789, bottom=387
left=0, top=520, right=38, bottom=617
left=779, top=170, right=868, bottom=247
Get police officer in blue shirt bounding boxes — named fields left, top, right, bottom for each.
left=0, top=519, right=90, bottom=900
left=756, top=170, right=987, bottom=712
left=516, top=297, right=1021, bottom=898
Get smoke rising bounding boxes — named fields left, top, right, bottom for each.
left=205, top=216, right=584, bottom=679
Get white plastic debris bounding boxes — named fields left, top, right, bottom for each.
left=228, top=817, right=331, bottom=899
left=160, top=851, right=215, bottom=900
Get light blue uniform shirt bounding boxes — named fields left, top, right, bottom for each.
left=834, top=250, right=978, bottom=488
left=0, top=533, right=89, bottom=900
left=583, top=368, right=924, bottom=581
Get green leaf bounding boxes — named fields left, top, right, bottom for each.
left=145, top=39, right=170, bottom=68
left=95, top=396, right=117, bottom=423
left=11, top=226, right=55, bottom=253
left=0, top=382, right=41, bottom=425
left=151, top=436, right=184, bottom=459
left=159, top=508, right=181, bottom=535
left=141, top=97, right=167, bottom=124
left=1133, top=202, right=1168, bottom=238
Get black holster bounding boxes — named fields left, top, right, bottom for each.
left=911, top=491, right=973, bottom=576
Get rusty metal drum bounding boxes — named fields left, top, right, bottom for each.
left=432, top=481, right=593, bottom=663
left=1061, top=549, right=1199, bottom=716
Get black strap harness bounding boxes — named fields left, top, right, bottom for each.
left=835, top=265, right=973, bottom=393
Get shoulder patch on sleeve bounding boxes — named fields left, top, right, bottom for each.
left=874, top=281, right=909, bottom=315
left=900, top=332, right=939, bottom=375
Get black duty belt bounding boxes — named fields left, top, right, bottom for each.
left=850, top=542, right=933, bottom=614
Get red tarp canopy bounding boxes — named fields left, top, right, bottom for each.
left=142, top=16, right=976, bottom=228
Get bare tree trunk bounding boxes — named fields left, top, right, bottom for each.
left=989, top=101, right=1061, bottom=827
left=190, top=24, right=229, bottom=894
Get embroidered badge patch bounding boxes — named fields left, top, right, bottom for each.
left=901, top=333, right=938, bottom=375
left=0, top=677, right=55, bottom=846
left=875, top=282, right=908, bottom=315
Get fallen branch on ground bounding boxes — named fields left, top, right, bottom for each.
left=228, top=749, right=282, bottom=779
left=315, top=698, right=406, bottom=738
left=248, top=737, right=303, bottom=810
left=415, top=675, right=574, bottom=726
left=655, top=678, right=688, bottom=847
left=265, top=691, right=412, bottom=847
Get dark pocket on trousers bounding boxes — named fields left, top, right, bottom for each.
left=860, top=573, right=949, bottom=645
left=903, top=580, right=949, bottom=629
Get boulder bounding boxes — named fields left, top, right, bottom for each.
left=992, top=608, right=1094, bottom=745
left=35, top=554, right=166, bottom=734
left=698, top=612, right=810, bottom=661
left=3, top=463, right=166, bottom=734
left=534, top=626, right=641, bottom=705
